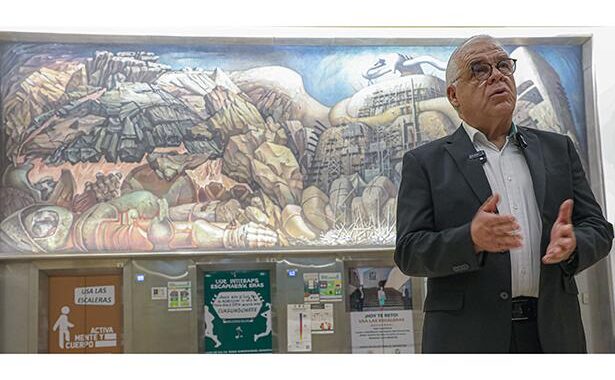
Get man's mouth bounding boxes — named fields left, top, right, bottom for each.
left=489, top=87, right=509, bottom=97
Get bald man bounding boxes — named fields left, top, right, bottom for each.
left=394, top=35, right=613, bottom=353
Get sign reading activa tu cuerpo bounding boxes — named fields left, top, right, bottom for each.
left=74, top=286, right=115, bottom=306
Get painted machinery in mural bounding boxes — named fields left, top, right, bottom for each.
left=0, top=44, right=582, bottom=253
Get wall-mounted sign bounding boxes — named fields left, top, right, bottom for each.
left=204, top=270, right=272, bottom=354
left=74, top=286, right=115, bottom=306
left=168, top=281, right=192, bottom=311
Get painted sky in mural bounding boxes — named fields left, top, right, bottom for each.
left=0, top=40, right=586, bottom=254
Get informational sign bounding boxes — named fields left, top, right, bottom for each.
left=287, top=304, right=312, bottom=352
left=303, top=273, right=320, bottom=303
left=203, top=270, right=272, bottom=354
left=168, top=281, right=192, bottom=311
left=350, top=310, right=415, bottom=353
left=74, top=286, right=115, bottom=306
left=151, top=287, right=167, bottom=300
left=318, top=272, right=343, bottom=302
left=310, top=304, right=334, bottom=334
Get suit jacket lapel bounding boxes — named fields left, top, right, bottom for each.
left=518, top=127, right=546, bottom=215
left=444, top=125, right=493, bottom=205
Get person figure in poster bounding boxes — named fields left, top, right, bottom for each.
left=358, top=285, right=365, bottom=311
left=402, top=286, right=412, bottom=310
left=254, top=302, right=272, bottom=342
left=52, top=306, right=74, bottom=349
left=377, top=283, right=387, bottom=308
left=203, top=305, right=221, bottom=348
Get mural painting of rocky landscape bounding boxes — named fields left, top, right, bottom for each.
left=0, top=41, right=586, bottom=254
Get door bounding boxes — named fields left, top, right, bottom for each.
left=48, top=274, right=122, bottom=353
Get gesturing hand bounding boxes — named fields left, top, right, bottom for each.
left=543, top=199, right=576, bottom=264
left=470, top=193, right=523, bottom=253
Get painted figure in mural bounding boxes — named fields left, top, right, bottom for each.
left=52, top=306, right=74, bottom=349
left=395, top=35, right=613, bottom=353
left=0, top=190, right=278, bottom=253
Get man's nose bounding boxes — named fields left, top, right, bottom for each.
left=486, top=65, right=505, bottom=84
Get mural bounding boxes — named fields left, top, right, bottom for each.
left=0, top=40, right=586, bottom=254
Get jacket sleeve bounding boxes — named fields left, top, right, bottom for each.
left=394, top=150, right=483, bottom=278
left=560, top=136, right=614, bottom=276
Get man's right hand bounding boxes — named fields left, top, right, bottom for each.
left=470, top=193, right=523, bottom=253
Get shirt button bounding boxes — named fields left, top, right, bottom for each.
left=499, top=291, right=510, bottom=300
left=507, top=176, right=512, bottom=182
left=513, top=205, right=519, bottom=211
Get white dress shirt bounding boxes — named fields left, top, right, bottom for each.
left=463, top=123, right=543, bottom=298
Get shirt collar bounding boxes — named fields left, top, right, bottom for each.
left=462, top=122, right=516, bottom=145
left=462, top=122, right=483, bottom=144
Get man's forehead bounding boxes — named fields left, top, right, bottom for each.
left=458, top=40, right=507, bottom=63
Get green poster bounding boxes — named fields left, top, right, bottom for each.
left=319, top=272, right=343, bottom=301
left=203, top=270, right=272, bottom=354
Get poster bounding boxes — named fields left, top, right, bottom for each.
left=287, top=304, right=312, bottom=352
left=350, top=310, right=415, bottom=354
left=348, top=266, right=412, bottom=311
left=303, top=273, right=320, bottom=303
left=167, top=281, right=192, bottom=311
left=318, top=272, right=343, bottom=302
left=203, top=270, right=272, bottom=354
left=310, top=304, right=334, bottom=334
left=151, top=287, right=167, bottom=300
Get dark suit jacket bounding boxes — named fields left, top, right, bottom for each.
left=394, top=125, right=613, bottom=353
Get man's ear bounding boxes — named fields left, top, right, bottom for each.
left=447, top=85, right=460, bottom=108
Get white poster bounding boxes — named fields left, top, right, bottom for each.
left=74, top=286, right=115, bottom=306
left=287, top=304, right=312, bottom=352
left=310, top=304, right=334, bottom=334
left=151, top=287, right=167, bottom=300
left=350, top=310, right=415, bottom=353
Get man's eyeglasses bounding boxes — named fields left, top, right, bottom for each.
left=454, top=58, right=517, bottom=83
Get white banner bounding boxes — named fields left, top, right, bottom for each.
left=74, top=286, right=115, bottom=306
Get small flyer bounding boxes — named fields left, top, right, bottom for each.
left=287, top=304, right=312, bottom=352
left=310, top=303, right=334, bottom=334
left=303, top=273, right=320, bottom=303
left=151, top=287, right=167, bottom=300
left=168, top=281, right=192, bottom=311
left=318, top=272, right=343, bottom=302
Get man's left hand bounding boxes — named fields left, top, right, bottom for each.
left=543, top=199, right=577, bottom=264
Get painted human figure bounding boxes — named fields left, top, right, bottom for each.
left=254, top=302, right=272, bottom=342
left=0, top=190, right=279, bottom=253
left=52, top=306, right=74, bottom=349
left=203, top=305, right=221, bottom=348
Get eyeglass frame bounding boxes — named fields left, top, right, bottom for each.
left=451, top=57, right=518, bottom=84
